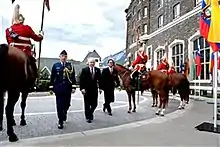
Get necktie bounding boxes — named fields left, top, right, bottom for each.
left=91, top=67, right=94, bottom=78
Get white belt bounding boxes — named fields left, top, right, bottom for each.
left=10, top=42, right=31, bottom=47
left=18, top=36, right=30, bottom=41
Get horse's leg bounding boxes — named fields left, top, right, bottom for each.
left=151, top=89, right=155, bottom=107
left=127, top=91, right=132, bottom=113
left=132, top=90, right=136, bottom=112
left=172, top=88, right=177, bottom=100
left=20, top=91, right=28, bottom=126
left=155, top=93, right=162, bottom=115
left=6, top=90, right=20, bottom=142
left=155, top=92, right=158, bottom=107
left=160, top=89, right=169, bottom=116
left=0, top=90, right=4, bottom=131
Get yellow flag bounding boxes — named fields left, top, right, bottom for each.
left=208, top=0, right=220, bottom=42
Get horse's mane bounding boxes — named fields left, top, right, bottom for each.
left=115, top=63, right=130, bottom=72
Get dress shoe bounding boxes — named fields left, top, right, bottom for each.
left=57, top=122, right=63, bottom=129
left=86, top=119, right=92, bottom=123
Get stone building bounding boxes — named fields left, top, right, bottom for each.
left=124, top=0, right=216, bottom=84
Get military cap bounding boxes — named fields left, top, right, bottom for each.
left=60, top=50, right=67, bottom=55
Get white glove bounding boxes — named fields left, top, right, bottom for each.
left=39, top=30, right=44, bottom=37
left=72, top=89, right=76, bottom=93
left=81, top=89, right=86, bottom=95
left=129, top=66, right=133, bottom=70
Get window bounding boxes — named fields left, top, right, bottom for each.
left=143, top=7, right=147, bottom=17
left=143, top=24, right=147, bottom=34
left=171, top=44, right=184, bottom=72
left=158, top=0, right=163, bottom=8
left=158, top=15, right=163, bottom=28
left=137, top=10, right=141, bottom=21
left=147, top=46, right=152, bottom=60
left=156, top=49, right=165, bottom=65
left=193, top=36, right=210, bottom=80
left=173, top=3, right=180, bottom=19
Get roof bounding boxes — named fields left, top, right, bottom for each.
left=102, top=49, right=126, bottom=66
left=36, top=57, right=86, bottom=75
left=82, top=50, right=101, bottom=63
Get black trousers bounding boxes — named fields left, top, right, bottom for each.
left=83, top=90, right=98, bottom=120
left=55, top=92, right=71, bottom=123
left=103, top=89, right=114, bottom=113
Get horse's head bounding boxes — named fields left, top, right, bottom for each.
left=114, top=64, right=131, bottom=76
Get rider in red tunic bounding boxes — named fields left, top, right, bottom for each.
left=5, top=4, right=43, bottom=57
left=130, top=44, right=148, bottom=77
left=157, top=56, right=169, bottom=73
left=168, top=62, right=176, bottom=74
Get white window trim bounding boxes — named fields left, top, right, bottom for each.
left=143, top=7, right=147, bottom=18
left=143, top=24, right=148, bottom=34
left=146, top=45, right=152, bottom=60
left=153, top=45, right=165, bottom=70
left=158, top=15, right=164, bottom=28
left=168, top=39, right=185, bottom=64
left=173, top=3, right=180, bottom=20
left=188, top=31, right=211, bottom=83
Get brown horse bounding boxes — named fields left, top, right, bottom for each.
left=168, top=73, right=190, bottom=109
left=142, top=70, right=170, bottom=116
left=114, top=64, right=169, bottom=116
left=114, top=64, right=137, bottom=113
left=0, top=44, right=37, bottom=142
left=151, top=72, right=190, bottom=110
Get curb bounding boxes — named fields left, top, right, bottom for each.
left=0, top=94, right=191, bottom=146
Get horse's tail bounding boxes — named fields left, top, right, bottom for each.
left=185, top=79, right=190, bottom=103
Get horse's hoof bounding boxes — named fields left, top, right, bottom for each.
left=151, top=104, right=155, bottom=107
left=8, top=133, right=19, bottom=142
left=12, top=120, right=16, bottom=126
left=178, top=107, right=182, bottom=110
left=132, top=109, right=136, bottom=113
left=185, top=101, right=189, bottom=104
left=20, top=120, right=27, bottom=126
left=181, top=106, right=185, bottom=109
left=127, top=111, right=131, bottom=113
left=160, top=113, right=165, bottom=117
left=155, top=112, right=160, bottom=115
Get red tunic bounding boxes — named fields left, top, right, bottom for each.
left=132, top=51, right=148, bottom=72
left=168, top=67, right=176, bottom=74
left=5, top=24, right=43, bottom=57
left=157, top=61, right=169, bottom=71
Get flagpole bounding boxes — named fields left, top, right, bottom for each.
left=213, top=51, right=218, bottom=130
left=37, top=0, right=46, bottom=85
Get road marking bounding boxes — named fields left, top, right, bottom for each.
left=0, top=97, right=189, bottom=146
left=10, top=96, right=148, bottom=117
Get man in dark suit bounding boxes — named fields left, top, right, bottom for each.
left=50, top=50, right=76, bottom=129
left=79, top=58, right=102, bottom=123
left=100, top=59, right=120, bottom=115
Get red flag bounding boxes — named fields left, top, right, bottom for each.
left=195, top=49, right=202, bottom=77
left=44, top=0, right=50, bottom=11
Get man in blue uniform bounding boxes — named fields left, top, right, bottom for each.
left=50, top=50, right=76, bottom=129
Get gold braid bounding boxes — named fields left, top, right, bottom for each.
left=63, top=64, right=74, bottom=83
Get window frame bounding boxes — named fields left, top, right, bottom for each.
left=137, top=9, right=141, bottom=21
left=143, top=7, right=147, bottom=17
left=158, top=15, right=164, bottom=28
left=146, top=46, right=152, bottom=60
left=158, top=0, right=164, bottom=9
left=171, top=43, right=184, bottom=73
left=192, top=37, right=210, bottom=80
left=143, top=24, right=148, bottom=34
left=173, top=3, right=180, bottom=19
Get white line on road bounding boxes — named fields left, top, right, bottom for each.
left=11, top=96, right=148, bottom=117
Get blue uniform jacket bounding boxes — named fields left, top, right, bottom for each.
left=50, top=62, right=76, bottom=93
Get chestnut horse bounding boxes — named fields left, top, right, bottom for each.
left=151, top=72, right=190, bottom=109
left=114, top=64, right=169, bottom=116
left=0, top=44, right=37, bottom=142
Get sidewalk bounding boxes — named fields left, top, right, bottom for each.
left=2, top=100, right=219, bottom=146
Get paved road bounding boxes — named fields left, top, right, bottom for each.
left=0, top=90, right=179, bottom=142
